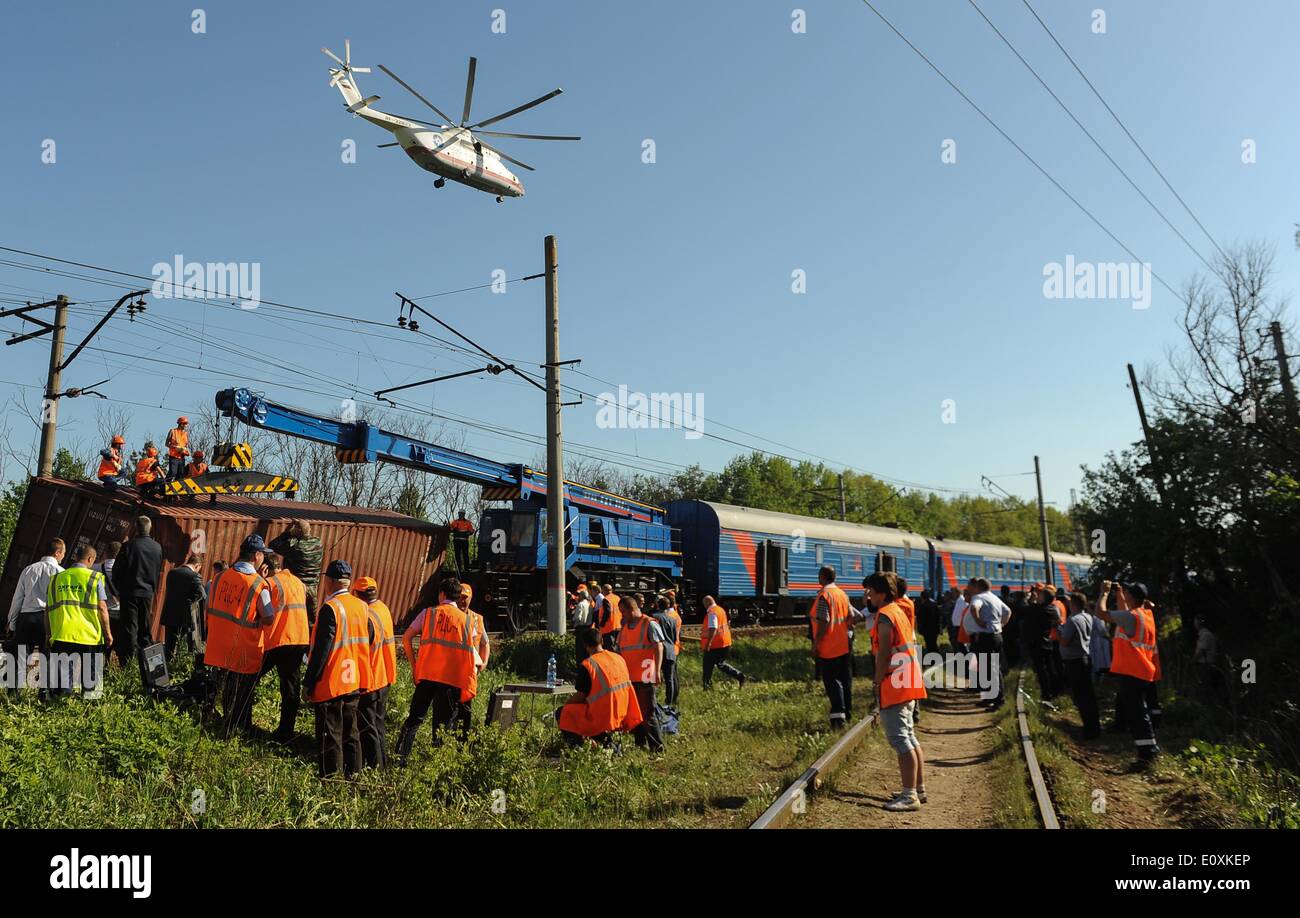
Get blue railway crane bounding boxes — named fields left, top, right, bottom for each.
left=215, top=387, right=681, bottom=631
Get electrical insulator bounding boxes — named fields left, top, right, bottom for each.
left=408, top=320, right=420, bottom=331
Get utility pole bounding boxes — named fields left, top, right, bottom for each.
left=1127, top=363, right=1169, bottom=507
left=838, top=473, right=847, bottom=521
left=3, top=289, right=147, bottom=478
left=544, top=235, right=566, bottom=636
left=1034, top=455, right=1053, bottom=587
left=1269, top=321, right=1299, bottom=439
left=38, top=295, right=69, bottom=477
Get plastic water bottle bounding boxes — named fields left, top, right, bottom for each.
left=546, top=654, right=557, bottom=688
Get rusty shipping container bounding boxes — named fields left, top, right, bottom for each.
left=0, top=477, right=449, bottom=639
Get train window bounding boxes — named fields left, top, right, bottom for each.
left=876, top=551, right=896, bottom=573
left=815, top=544, right=823, bottom=566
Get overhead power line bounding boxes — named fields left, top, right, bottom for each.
left=965, top=0, right=1219, bottom=278
left=0, top=243, right=993, bottom=497
left=1019, top=0, right=1229, bottom=261
left=858, top=0, right=1183, bottom=301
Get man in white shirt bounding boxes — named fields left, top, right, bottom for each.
left=951, top=589, right=971, bottom=650
left=6, top=538, right=66, bottom=685
left=968, top=578, right=1008, bottom=708
left=571, top=588, right=593, bottom=663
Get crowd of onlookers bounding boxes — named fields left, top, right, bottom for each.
left=913, top=577, right=1175, bottom=769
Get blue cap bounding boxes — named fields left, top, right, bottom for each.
left=324, top=559, right=352, bottom=580
left=241, top=534, right=267, bottom=553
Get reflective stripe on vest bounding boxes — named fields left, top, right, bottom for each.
left=310, top=594, right=373, bottom=700
left=207, top=575, right=266, bottom=629
left=585, top=650, right=633, bottom=703
left=421, top=605, right=474, bottom=654
left=1112, top=606, right=1159, bottom=682
left=618, top=617, right=656, bottom=652
left=47, top=567, right=104, bottom=645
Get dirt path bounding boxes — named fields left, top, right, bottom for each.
left=1036, top=706, right=1238, bottom=828
left=798, top=681, right=1001, bottom=828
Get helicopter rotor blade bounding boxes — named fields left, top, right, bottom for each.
left=461, top=56, right=477, bottom=126
left=377, top=64, right=457, bottom=125
left=475, top=137, right=535, bottom=172
left=322, top=47, right=346, bottom=67
left=377, top=142, right=400, bottom=148
left=475, top=129, right=581, bottom=141
left=468, top=88, right=563, bottom=130
left=350, top=66, right=371, bottom=74
left=344, top=38, right=351, bottom=67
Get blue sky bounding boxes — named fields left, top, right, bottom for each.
left=2, top=0, right=1297, bottom=509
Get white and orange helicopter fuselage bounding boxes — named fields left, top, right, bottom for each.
left=324, top=41, right=577, bottom=202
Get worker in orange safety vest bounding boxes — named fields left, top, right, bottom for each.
left=810, top=566, right=866, bottom=728
left=700, top=595, right=747, bottom=689
left=1096, top=579, right=1162, bottom=768
left=866, top=570, right=928, bottom=811
left=97, top=435, right=128, bottom=491
left=134, top=446, right=162, bottom=493
left=597, top=583, right=622, bottom=651
left=354, top=575, right=396, bottom=769
left=165, top=416, right=190, bottom=481
left=184, top=450, right=208, bottom=478
left=395, top=576, right=479, bottom=764
left=302, top=558, right=374, bottom=778
left=559, top=625, right=644, bottom=746
left=205, top=534, right=276, bottom=737
left=617, top=596, right=665, bottom=751
left=257, top=553, right=310, bottom=742
left=448, top=510, right=475, bottom=573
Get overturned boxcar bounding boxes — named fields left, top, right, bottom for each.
left=0, top=477, right=448, bottom=639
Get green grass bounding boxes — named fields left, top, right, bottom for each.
left=986, top=695, right=1040, bottom=829
left=998, top=675, right=1107, bottom=828
left=0, top=631, right=872, bottom=828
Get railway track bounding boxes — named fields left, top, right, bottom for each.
left=750, top=664, right=1061, bottom=829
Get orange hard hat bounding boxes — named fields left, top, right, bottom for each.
left=111, top=435, right=125, bottom=446
left=460, top=583, right=473, bottom=601
left=177, top=416, right=188, bottom=425
left=353, top=576, right=378, bottom=593
left=145, top=446, right=158, bottom=457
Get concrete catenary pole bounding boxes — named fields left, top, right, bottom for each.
left=838, top=473, right=847, bottom=521
left=37, top=295, right=69, bottom=478
left=1269, top=321, right=1299, bottom=439
left=1034, top=455, right=1053, bottom=587
left=544, top=235, right=566, bottom=636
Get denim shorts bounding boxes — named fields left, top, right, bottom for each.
left=881, top=699, right=919, bottom=753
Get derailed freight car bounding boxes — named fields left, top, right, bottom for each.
left=0, top=477, right=448, bottom=641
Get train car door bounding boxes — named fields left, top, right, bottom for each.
left=758, top=539, right=789, bottom=596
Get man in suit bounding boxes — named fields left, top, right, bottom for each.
left=112, top=515, right=164, bottom=681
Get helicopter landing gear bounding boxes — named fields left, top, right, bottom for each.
left=433, top=178, right=445, bottom=188
left=496, top=195, right=504, bottom=204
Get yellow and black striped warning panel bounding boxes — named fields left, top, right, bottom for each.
left=164, top=472, right=298, bottom=496
left=335, top=448, right=369, bottom=464
left=481, top=485, right=522, bottom=500
left=213, top=442, right=254, bottom=469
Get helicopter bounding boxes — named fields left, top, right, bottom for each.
left=322, top=40, right=580, bottom=202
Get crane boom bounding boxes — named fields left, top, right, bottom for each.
left=215, top=387, right=663, bottom=522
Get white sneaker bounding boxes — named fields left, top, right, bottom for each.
left=884, top=791, right=921, bottom=812
left=917, top=786, right=928, bottom=804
